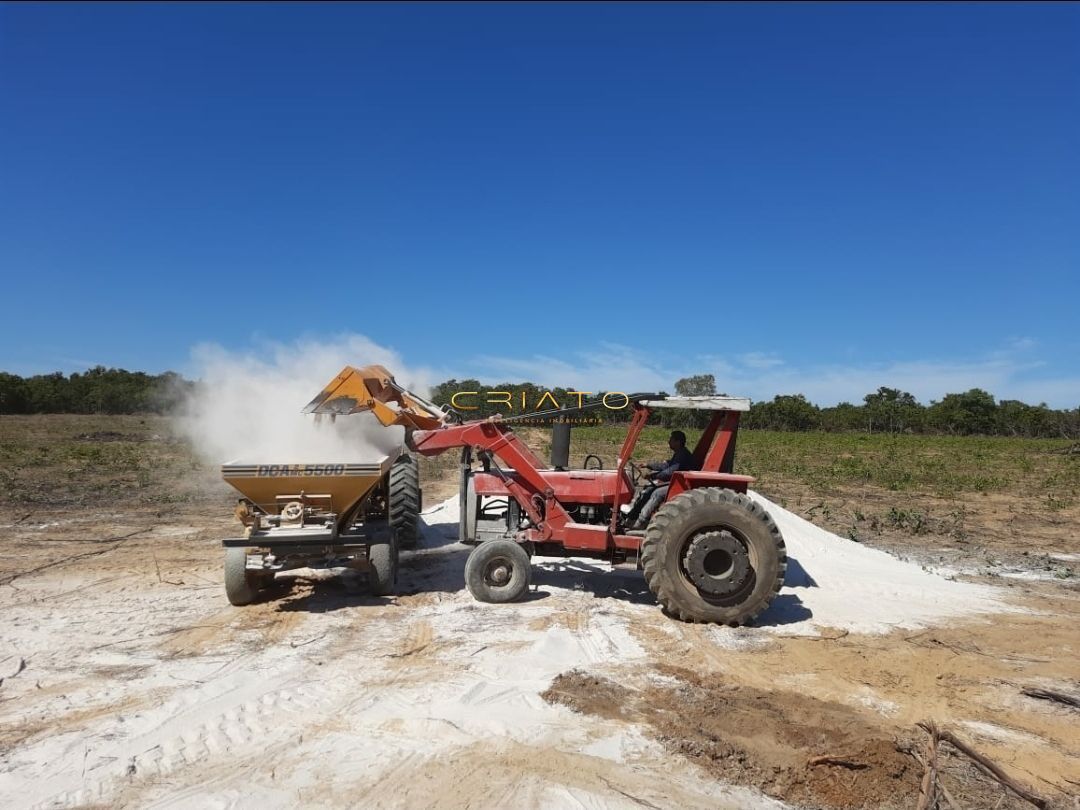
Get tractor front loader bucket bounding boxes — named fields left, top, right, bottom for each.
left=302, top=365, right=446, bottom=431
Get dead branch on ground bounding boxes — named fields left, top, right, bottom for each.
left=807, top=754, right=868, bottom=769
left=916, top=721, right=940, bottom=810
left=1020, top=686, right=1080, bottom=709
left=916, top=721, right=1048, bottom=809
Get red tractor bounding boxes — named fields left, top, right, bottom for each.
left=305, top=366, right=787, bottom=625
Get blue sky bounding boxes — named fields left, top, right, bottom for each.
left=2, top=4, right=1078, bottom=405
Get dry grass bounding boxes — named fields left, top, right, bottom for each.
left=0, top=414, right=222, bottom=509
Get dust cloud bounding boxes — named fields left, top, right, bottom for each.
left=176, top=334, right=433, bottom=464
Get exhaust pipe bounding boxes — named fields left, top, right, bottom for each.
left=551, top=421, right=571, bottom=470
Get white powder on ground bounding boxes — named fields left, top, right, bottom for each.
left=0, top=492, right=1012, bottom=809
left=746, top=491, right=1013, bottom=635
left=427, top=491, right=1012, bottom=636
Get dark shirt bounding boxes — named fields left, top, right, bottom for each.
left=648, top=446, right=697, bottom=482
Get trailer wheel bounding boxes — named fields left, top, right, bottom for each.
left=641, top=488, right=786, bottom=625
left=389, top=454, right=421, bottom=549
left=224, top=547, right=266, bottom=606
left=464, top=540, right=531, bottom=604
left=368, top=537, right=398, bottom=596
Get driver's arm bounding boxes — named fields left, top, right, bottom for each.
left=651, top=460, right=678, bottom=482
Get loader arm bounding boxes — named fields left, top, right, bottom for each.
left=302, top=365, right=448, bottom=431
left=304, top=366, right=576, bottom=538
left=409, top=420, right=574, bottom=538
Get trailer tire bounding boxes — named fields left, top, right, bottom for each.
left=641, top=488, right=786, bottom=625
left=224, top=547, right=265, bottom=606
left=464, top=540, right=531, bottom=604
left=368, top=537, right=398, bottom=596
left=389, top=454, right=421, bottom=549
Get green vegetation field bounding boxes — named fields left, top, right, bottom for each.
left=2, top=416, right=1077, bottom=566
left=2, top=415, right=1077, bottom=508
left=573, top=424, right=1079, bottom=559
left=573, top=424, right=1079, bottom=504
left=0, top=415, right=209, bottom=508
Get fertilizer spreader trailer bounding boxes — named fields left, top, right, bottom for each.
left=220, top=452, right=421, bottom=605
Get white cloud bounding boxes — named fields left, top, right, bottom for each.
left=737, top=351, right=784, bottom=370
left=471, top=343, right=678, bottom=394
left=455, top=342, right=1080, bottom=408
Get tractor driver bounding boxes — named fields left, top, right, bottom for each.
left=627, top=430, right=697, bottom=530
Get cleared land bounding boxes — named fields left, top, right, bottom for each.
left=0, top=415, right=1077, bottom=809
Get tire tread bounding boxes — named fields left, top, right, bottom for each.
left=388, top=455, right=421, bottom=549
left=639, top=488, right=786, bottom=625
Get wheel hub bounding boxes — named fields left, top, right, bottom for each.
left=486, top=560, right=512, bottom=586
left=683, top=530, right=750, bottom=597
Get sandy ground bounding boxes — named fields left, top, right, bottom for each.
left=0, top=497, right=1077, bottom=809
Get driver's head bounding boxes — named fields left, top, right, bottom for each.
left=669, top=430, right=686, bottom=451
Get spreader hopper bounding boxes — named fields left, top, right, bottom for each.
left=222, top=456, right=394, bottom=531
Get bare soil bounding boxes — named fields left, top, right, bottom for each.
left=544, top=662, right=1073, bottom=810
left=1, top=415, right=1077, bottom=809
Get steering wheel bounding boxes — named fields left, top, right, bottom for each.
left=627, top=461, right=646, bottom=487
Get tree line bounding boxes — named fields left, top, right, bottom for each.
left=742, top=387, right=1080, bottom=438
left=2, top=368, right=1077, bottom=438
left=0, top=368, right=192, bottom=415
left=428, top=376, right=1080, bottom=439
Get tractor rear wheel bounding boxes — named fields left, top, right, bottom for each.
left=464, top=539, right=531, bottom=603
left=389, top=454, right=421, bottom=549
left=641, top=488, right=786, bottom=625
left=368, top=537, right=398, bottom=596
left=224, top=547, right=268, bottom=606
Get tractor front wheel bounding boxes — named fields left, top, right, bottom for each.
left=464, top=540, right=531, bottom=603
left=641, top=488, right=786, bottom=625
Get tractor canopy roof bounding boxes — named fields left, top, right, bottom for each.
left=639, top=395, right=751, bottom=412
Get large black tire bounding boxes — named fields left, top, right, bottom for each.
left=641, top=488, right=786, bottom=625
left=368, top=536, right=398, bottom=596
left=464, top=539, right=531, bottom=603
left=388, top=454, right=421, bottom=549
left=224, top=547, right=265, bottom=606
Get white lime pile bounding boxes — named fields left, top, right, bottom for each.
left=746, top=492, right=1012, bottom=634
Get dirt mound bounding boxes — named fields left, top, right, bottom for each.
left=545, top=667, right=918, bottom=808
left=541, top=670, right=635, bottom=720
left=649, top=666, right=918, bottom=809
left=544, top=667, right=1045, bottom=810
